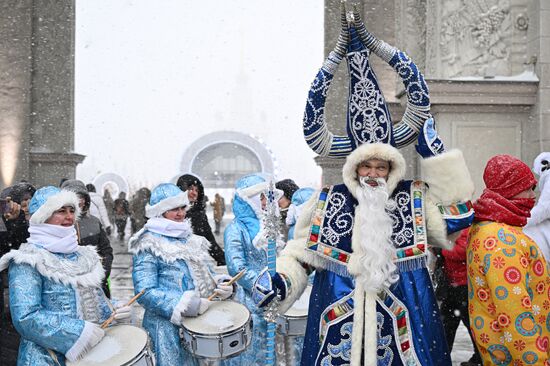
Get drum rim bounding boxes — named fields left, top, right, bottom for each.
left=182, top=312, right=251, bottom=337
left=68, top=325, right=150, bottom=366
left=181, top=301, right=250, bottom=335
left=181, top=321, right=253, bottom=360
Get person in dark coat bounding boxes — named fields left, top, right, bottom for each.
left=275, top=178, right=299, bottom=240
left=114, top=191, right=130, bottom=240
left=0, top=182, right=35, bottom=365
left=176, top=174, right=225, bottom=265
left=435, top=228, right=482, bottom=366
left=62, top=180, right=114, bottom=298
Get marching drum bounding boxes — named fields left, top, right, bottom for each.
left=277, top=285, right=312, bottom=336
left=180, top=300, right=252, bottom=359
left=67, top=324, right=154, bottom=366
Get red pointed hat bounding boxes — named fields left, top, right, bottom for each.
left=483, top=154, right=537, bottom=198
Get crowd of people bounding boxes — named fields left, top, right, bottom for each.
left=1, top=8, right=550, bottom=366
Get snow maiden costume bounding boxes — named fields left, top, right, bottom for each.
left=0, top=186, right=111, bottom=365
left=223, top=174, right=288, bottom=365
left=253, top=5, right=476, bottom=366
left=129, top=183, right=233, bottom=366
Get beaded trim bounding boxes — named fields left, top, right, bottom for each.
left=437, top=200, right=474, bottom=219
left=319, top=290, right=355, bottom=343
left=379, top=290, right=421, bottom=364
left=395, top=181, right=427, bottom=264
left=307, top=187, right=352, bottom=266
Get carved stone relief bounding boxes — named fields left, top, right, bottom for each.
left=426, top=0, right=528, bottom=79
left=396, top=0, right=427, bottom=72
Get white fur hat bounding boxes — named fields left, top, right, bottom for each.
left=342, top=143, right=406, bottom=197
left=29, top=186, right=81, bottom=224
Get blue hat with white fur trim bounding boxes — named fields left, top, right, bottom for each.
left=29, top=186, right=81, bottom=224
left=146, top=183, right=189, bottom=218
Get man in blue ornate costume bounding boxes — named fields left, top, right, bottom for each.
left=130, top=183, right=233, bottom=366
left=253, top=5, right=475, bottom=366
left=0, top=186, right=130, bottom=365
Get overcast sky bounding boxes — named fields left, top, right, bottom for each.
left=75, top=0, right=324, bottom=191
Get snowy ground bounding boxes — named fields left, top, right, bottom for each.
left=109, top=215, right=477, bottom=365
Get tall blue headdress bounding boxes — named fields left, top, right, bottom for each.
left=303, top=3, right=431, bottom=157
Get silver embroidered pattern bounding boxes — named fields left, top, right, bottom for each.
left=348, top=51, right=391, bottom=145
left=388, top=191, right=414, bottom=247
left=377, top=312, right=394, bottom=365
left=321, top=192, right=354, bottom=246
left=321, top=321, right=353, bottom=365
left=76, top=286, right=104, bottom=323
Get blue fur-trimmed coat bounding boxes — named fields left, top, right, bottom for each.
left=276, top=149, right=475, bottom=366
left=129, top=229, right=220, bottom=366
left=0, top=244, right=111, bottom=366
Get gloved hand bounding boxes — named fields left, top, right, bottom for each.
left=198, top=298, right=212, bottom=315
left=212, top=274, right=234, bottom=300
left=252, top=268, right=288, bottom=308
left=415, top=118, right=445, bottom=158
left=65, top=322, right=105, bottom=362
left=113, top=305, right=132, bottom=322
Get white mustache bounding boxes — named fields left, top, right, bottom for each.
left=359, top=176, right=386, bottom=188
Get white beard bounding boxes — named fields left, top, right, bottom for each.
left=355, top=176, right=399, bottom=292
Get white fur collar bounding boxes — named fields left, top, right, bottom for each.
left=0, top=243, right=104, bottom=288
left=342, top=143, right=406, bottom=197
left=128, top=230, right=212, bottom=264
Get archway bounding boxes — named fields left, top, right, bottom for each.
left=180, top=131, right=276, bottom=189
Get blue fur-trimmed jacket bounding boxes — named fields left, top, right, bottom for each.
left=129, top=229, right=218, bottom=366
left=276, top=148, right=475, bottom=366
left=0, top=244, right=111, bottom=366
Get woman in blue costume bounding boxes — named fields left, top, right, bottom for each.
left=0, top=186, right=130, bottom=365
left=223, top=173, right=288, bottom=365
left=130, top=183, right=234, bottom=366
left=286, top=188, right=316, bottom=242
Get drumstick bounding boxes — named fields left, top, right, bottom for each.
left=207, top=269, right=246, bottom=301
left=101, top=289, right=145, bottom=329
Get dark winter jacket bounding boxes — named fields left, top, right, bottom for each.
left=176, top=174, right=226, bottom=265
left=77, top=214, right=114, bottom=297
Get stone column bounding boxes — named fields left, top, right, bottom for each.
left=526, top=0, right=550, bottom=160
left=28, top=0, right=84, bottom=187
left=0, top=0, right=33, bottom=188
left=0, top=0, right=83, bottom=190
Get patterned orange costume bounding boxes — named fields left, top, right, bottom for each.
left=467, top=221, right=550, bottom=365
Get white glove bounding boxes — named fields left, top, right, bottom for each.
left=198, top=298, right=212, bottom=315
left=213, top=274, right=234, bottom=300
left=113, top=305, right=132, bottom=322
left=65, top=322, right=104, bottom=362
left=213, top=284, right=233, bottom=300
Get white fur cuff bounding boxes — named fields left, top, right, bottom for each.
left=421, top=149, right=474, bottom=205
left=170, top=290, right=200, bottom=325
left=276, top=256, right=309, bottom=313
left=65, top=321, right=103, bottom=362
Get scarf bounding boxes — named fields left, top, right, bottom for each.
left=144, top=217, right=193, bottom=239
left=474, top=189, right=535, bottom=227
left=27, top=223, right=79, bottom=254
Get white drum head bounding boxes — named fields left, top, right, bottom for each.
left=67, top=325, right=148, bottom=366
left=285, top=285, right=312, bottom=317
left=182, top=300, right=249, bottom=335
